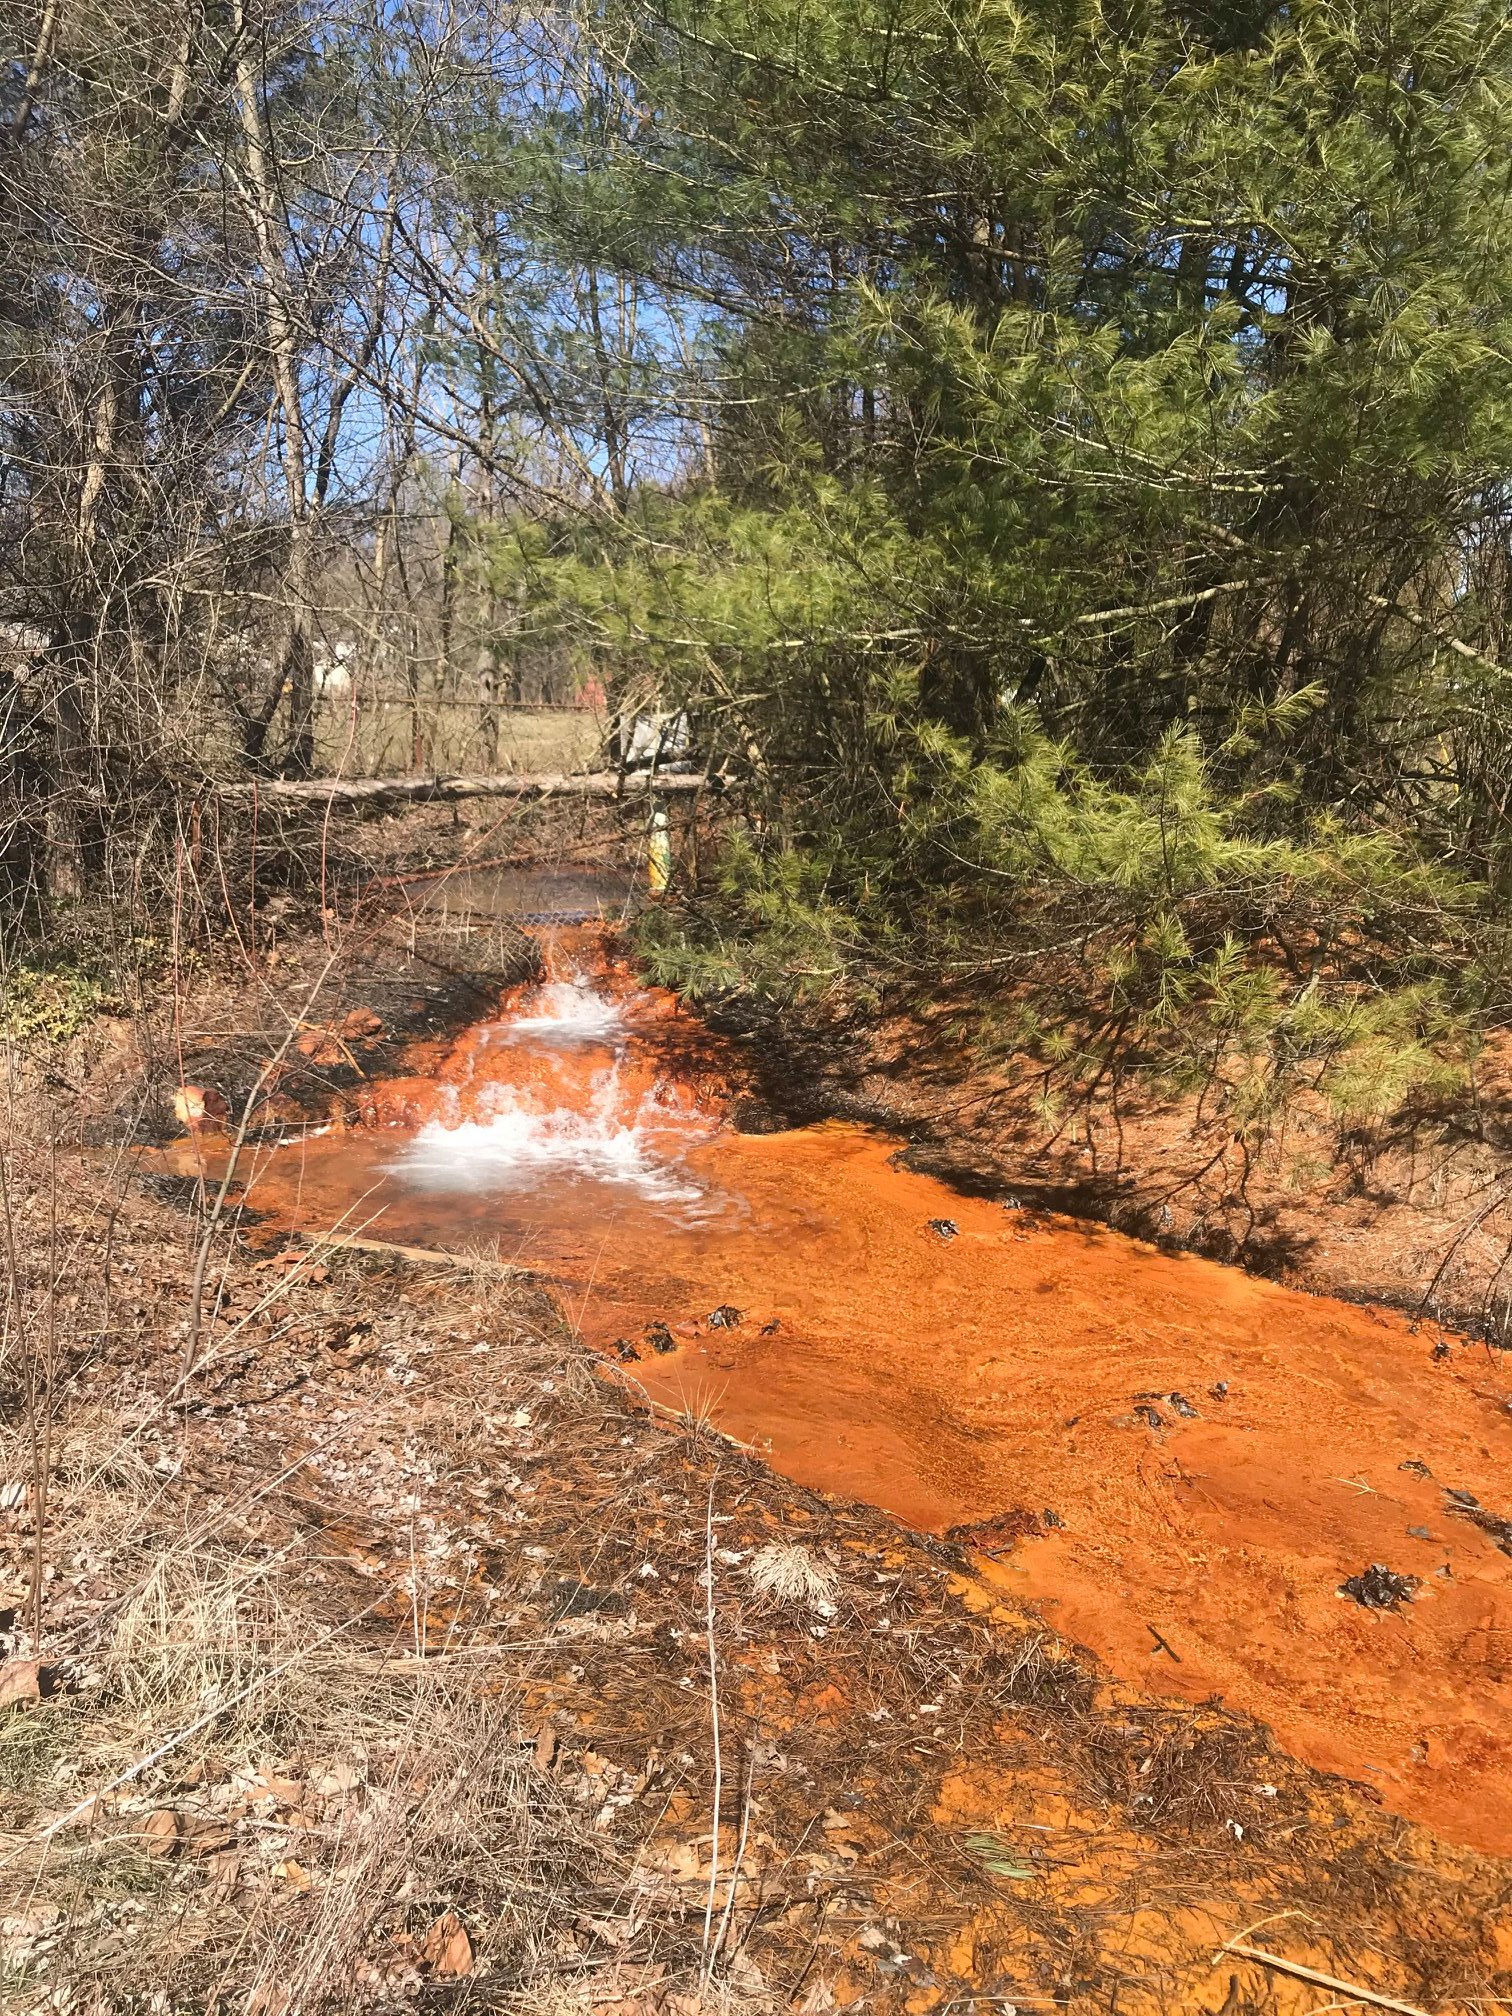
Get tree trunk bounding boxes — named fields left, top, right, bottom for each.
left=232, top=1, right=315, bottom=777
left=477, top=655, right=500, bottom=769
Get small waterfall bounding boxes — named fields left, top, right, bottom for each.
left=488, top=976, right=627, bottom=1047
left=383, top=963, right=721, bottom=1217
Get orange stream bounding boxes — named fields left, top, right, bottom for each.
left=174, top=932, right=1512, bottom=1854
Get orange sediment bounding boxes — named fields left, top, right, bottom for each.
left=168, top=931, right=1512, bottom=1855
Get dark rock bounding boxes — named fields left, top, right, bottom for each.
left=706, top=1305, right=743, bottom=1330
left=1338, top=1563, right=1419, bottom=1611
left=644, top=1321, right=676, bottom=1355
left=1441, top=1484, right=1512, bottom=1556
left=928, top=1218, right=959, bottom=1241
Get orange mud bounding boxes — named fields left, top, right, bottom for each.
left=167, top=931, right=1512, bottom=1856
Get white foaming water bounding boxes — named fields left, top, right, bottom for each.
left=490, top=976, right=626, bottom=1046
left=393, top=1102, right=707, bottom=1208
left=385, top=976, right=719, bottom=1218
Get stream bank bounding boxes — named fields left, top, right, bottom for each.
left=7, top=1082, right=1512, bottom=2016
left=744, top=981, right=1512, bottom=1351
left=159, top=907, right=1512, bottom=1861
left=9, top=825, right=1512, bottom=2012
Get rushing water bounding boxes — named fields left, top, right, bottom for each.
left=174, top=924, right=1512, bottom=1855
left=389, top=976, right=715, bottom=1213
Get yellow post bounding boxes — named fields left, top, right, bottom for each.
left=648, top=805, right=672, bottom=895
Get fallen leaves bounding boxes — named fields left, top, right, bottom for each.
left=642, top=1839, right=703, bottom=1886
left=245, top=1771, right=305, bottom=1807
left=173, top=1083, right=227, bottom=1128
left=294, top=1008, right=383, bottom=1067
left=0, top=1905, right=64, bottom=1967
left=358, top=1910, right=476, bottom=1992
left=311, top=1756, right=366, bottom=1797
left=532, top=1719, right=559, bottom=1771
left=635, top=1829, right=789, bottom=1917
left=0, top=1657, right=41, bottom=1711
left=180, top=1816, right=237, bottom=1855
left=818, top=1808, right=867, bottom=1862
left=252, top=1247, right=329, bottom=1285
left=797, top=1983, right=838, bottom=2015
left=130, top=1806, right=236, bottom=1859
left=140, top=1808, right=181, bottom=1857
left=420, top=1910, right=473, bottom=1979
left=205, top=1849, right=243, bottom=1902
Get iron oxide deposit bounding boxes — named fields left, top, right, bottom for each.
left=169, top=928, right=1512, bottom=1856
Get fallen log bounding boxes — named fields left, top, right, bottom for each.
left=287, top=1224, right=533, bottom=1277
left=213, top=768, right=716, bottom=808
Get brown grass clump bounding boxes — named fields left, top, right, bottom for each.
left=3, top=1579, right=595, bottom=2013
left=743, top=1544, right=838, bottom=1616
left=0, top=1194, right=612, bottom=2012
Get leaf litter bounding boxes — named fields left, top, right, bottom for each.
left=3, top=912, right=1512, bottom=2015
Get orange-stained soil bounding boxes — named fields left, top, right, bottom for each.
left=166, top=930, right=1512, bottom=1858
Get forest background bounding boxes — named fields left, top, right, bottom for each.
left=6, top=0, right=1512, bottom=1143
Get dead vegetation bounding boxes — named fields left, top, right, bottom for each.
left=3, top=876, right=1512, bottom=2014
left=3, top=1198, right=1509, bottom=2014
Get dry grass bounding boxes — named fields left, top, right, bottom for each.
left=312, top=700, right=603, bottom=782
left=3, top=1559, right=560, bottom=2006
left=4, top=890, right=1511, bottom=2016
left=0, top=1307, right=607, bottom=2014
left=743, top=1545, right=837, bottom=1617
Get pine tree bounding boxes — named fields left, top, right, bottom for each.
left=469, top=0, right=1512, bottom=1128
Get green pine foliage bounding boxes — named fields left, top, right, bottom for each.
left=465, top=0, right=1512, bottom=1134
